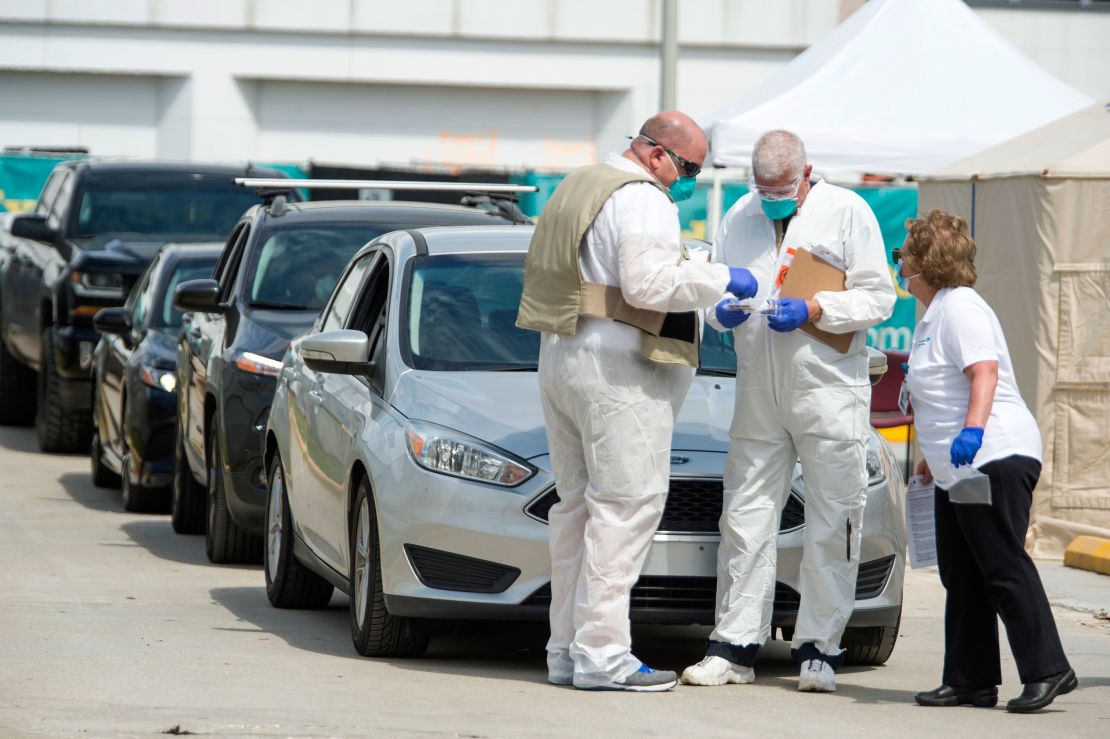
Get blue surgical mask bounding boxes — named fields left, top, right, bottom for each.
left=761, top=197, right=797, bottom=220
left=897, top=269, right=921, bottom=293
left=669, top=175, right=696, bottom=202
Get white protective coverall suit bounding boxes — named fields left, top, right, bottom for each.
left=542, top=153, right=731, bottom=688
left=704, top=178, right=895, bottom=667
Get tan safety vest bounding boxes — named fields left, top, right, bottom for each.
left=516, top=163, right=700, bottom=367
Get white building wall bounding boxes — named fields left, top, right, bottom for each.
left=0, top=0, right=1105, bottom=169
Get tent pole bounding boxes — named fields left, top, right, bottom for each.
left=660, top=0, right=677, bottom=110
left=708, top=168, right=723, bottom=240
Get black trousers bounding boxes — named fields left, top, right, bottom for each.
left=935, top=454, right=1071, bottom=687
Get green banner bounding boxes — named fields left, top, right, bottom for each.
left=511, top=172, right=919, bottom=352
left=0, top=154, right=80, bottom=213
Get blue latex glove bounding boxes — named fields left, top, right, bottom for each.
left=766, top=297, right=809, bottom=332
left=726, top=268, right=758, bottom=300
left=715, top=298, right=750, bottom=329
left=949, top=427, right=984, bottom=468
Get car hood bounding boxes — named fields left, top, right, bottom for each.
left=388, top=371, right=734, bottom=460
left=140, top=328, right=180, bottom=368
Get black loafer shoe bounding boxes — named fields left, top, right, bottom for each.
left=915, top=684, right=998, bottom=707
left=1006, top=668, right=1078, bottom=713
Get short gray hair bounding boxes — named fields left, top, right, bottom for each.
left=752, top=130, right=807, bottom=182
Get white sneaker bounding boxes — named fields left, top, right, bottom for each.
left=797, top=659, right=836, bottom=692
left=681, top=656, right=756, bottom=686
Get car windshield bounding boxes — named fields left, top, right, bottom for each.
left=404, top=253, right=738, bottom=374
left=248, top=225, right=386, bottom=312
left=157, top=258, right=220, bottom=329
left=72, top=174, right=263, bottom=241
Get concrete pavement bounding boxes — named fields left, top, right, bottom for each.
left=0, top=424, right=1107, bottom=738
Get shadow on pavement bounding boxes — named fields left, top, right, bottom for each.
left=0, top=425, right=41, bottom=455
left=120, top=519, right=258, bottom=571
left=56, top=471, right=124, bottom=513
left=209, top=585, right=357, bottom=660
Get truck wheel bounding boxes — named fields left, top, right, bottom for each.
left=349, top=476, right=428, bottom=658
left=171, top=428, right=206, bottom=534
left=265, top=453, right=334, bottom=609
left=36, top=328, right=92, bottom=453
left=0, top=336, right=36, bottom=425
left=842, top=604, right=901, bottom=666
left=205, top=424, right=262, bottom=564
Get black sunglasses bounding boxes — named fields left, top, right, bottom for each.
left=634, top=134, right=702, bottom=178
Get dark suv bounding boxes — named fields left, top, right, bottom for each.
left=172, top=197, right=521, bottom=564
left=0, top=161, right=285, bottom=452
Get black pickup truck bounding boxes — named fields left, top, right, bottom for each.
left=0, top=160, right=286, bottom=452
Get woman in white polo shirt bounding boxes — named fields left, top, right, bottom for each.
left=898, top=210, right=1074, bottom=714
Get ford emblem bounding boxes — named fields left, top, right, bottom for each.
left=670, top=456, right=691, bottom=466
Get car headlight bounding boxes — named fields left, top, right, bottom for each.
left=405, top=420, right=535, bottom=487
left=233, top=350, right=282, bottom=377
left=139, top=365, right=176, bottom=393
left=71, top=270, right=125, bottom=298
left=866, top=436, right=887, bottom=486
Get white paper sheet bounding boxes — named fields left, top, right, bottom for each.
left=905, top=475, right=938, bottom=569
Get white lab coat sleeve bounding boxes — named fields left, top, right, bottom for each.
left=615, top=187, right=731, bottom=313
left=703, top=215, right=732, bottom=333
left=812, top=201, right=896, bottom=334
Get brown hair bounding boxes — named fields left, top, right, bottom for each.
left=903, top=209, right=977, bottom=289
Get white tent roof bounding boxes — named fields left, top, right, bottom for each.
left=924, top=98, right=1110, bottom=180
left=703, top=0, right=1093, bottom=175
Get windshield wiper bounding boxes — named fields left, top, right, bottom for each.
left=471, top=364, right=538, bottom=372
left=250, top=300, right=308, bottom=310
left=697, top=368, right=735, bottom=377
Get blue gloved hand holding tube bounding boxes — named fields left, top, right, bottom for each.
left=766, top=297, right=809, bottom=332
left=949, top=427, right=984, bottom=467
left=726, top=268, right=758, bottom=300
left=715, top=298, right=750, bottom=329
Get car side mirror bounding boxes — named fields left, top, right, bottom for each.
left=302, top=329, right=373, bottom=375
left=92, top=307, right=132, bottom=338
left=173, top=279, right=224, bottom=313
left=10, top=213, right=59, bottom=244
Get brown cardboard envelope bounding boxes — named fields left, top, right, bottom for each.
left=779, top=247, right=853, bottom=353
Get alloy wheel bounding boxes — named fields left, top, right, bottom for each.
left=354, top=498, right=371, bottom=630
left=266, top=466, right=283, bottom=583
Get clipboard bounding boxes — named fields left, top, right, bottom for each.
left=779, top=246, right=852, bottom=353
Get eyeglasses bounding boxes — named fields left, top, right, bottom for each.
left=748, top=174, right=803, bottom=202
left=634, top=134, right=702, bottom=178
left=892, top=248, right=903, bottom=263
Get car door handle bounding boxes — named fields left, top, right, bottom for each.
left=308, top=390, right=324, bottom=406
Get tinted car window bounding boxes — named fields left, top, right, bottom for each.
left=322, top=253, right=377, bottom=333
left=157, top=258, right=221, bottom=329
left=72, top=174, right=262, bottom=241
left=404, top=252, right=739, bottom=374
left=247, top=226, right=383, bottom=311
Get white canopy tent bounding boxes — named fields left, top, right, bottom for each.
left=702, top=0, right=1092, bottom=176
left=919, top=99, right=1110, bottom=557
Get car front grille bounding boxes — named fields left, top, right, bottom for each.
left=854, top=554, right=896, bottom=599
left=522, top=557, right=894, bottom=611
left=141, top=424, right=176, bottom=462
left=525, top=480, right=806, bottom=534
left=404, top=544, right=521, bottom=594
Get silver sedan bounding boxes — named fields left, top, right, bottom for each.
left=263, top=225, right=906, bottom=662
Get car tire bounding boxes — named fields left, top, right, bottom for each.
left=842, top=603, right=901, bottom=666
left=36, top=328, right=92, bottom=453
left=90, top=429, right=121, bottom=489
left=264, top=453, right=334, bottom=609
left=349, top=476, right=428, bottom=658
left=171, top=427, right=206, bottom=534
left=0, top=335, right=36, bottom=425
left=205, top=424, right=262, bottom=564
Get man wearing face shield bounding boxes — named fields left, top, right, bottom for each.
left=681, top=130, right=895, bottom=692
left=517, top=112, right=758, bottom=691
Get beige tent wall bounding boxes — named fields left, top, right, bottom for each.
left=919, top=176, right=1110, bottom=557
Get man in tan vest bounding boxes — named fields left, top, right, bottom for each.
left=517, top=111, right=757, bottom=691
